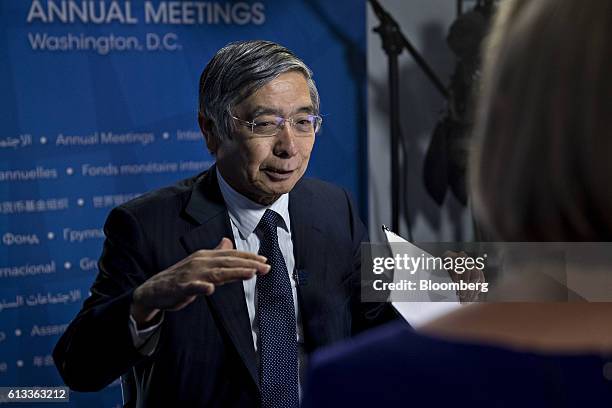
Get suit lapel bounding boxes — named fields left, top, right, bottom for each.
left=289, top=182, right=327, bottom=352
left=180, top=167, right=259, bottom=390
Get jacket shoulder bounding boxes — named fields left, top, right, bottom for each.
left=295, top=177, right=350, bottom=203
left=102, top=172, right=210, bottom=237
left=116, top=172, right=202, bottom=217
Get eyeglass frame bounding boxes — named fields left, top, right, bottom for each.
left=230, top=112, right=323, bottom=137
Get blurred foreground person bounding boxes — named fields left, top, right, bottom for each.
left=302, top=1, right=612, bottom=406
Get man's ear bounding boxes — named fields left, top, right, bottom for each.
left=198, top=113, right=218, bottom=154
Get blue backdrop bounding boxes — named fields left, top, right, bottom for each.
left=0, top=0, right=366, bottom=406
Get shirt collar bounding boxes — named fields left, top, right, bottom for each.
left=216, top=169, right=290, bottom=239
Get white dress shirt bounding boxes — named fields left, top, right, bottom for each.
left=129, top=169, right=305, bottom=394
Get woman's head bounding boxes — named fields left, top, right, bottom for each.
left=471, top=0, right=612, bottom=240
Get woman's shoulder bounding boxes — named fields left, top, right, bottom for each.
left=312, top=318, right=611, bottom=371
left=311, top=319, right=525, bottom=372
left=304, top=320, right=612, bottom=407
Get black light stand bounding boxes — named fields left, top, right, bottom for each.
left=369, top=0, right=448, bottom=234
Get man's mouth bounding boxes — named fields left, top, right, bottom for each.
left=262, top=167, right=296, bottom=181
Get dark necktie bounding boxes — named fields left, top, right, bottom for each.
left=256, top=209, right=299, bottom=408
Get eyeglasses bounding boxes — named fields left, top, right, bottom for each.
left=231, top=113, right=322, bottom=137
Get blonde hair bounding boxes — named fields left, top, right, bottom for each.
left=471, top=0, right=612, bottom=240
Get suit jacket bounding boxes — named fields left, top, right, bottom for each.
left=53, top=166, right=396, bottom=407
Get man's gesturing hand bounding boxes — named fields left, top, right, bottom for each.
left=130, top=238, right=270, bottom=327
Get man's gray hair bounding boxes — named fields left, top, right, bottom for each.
left=199, top=40, right=320, bottom=142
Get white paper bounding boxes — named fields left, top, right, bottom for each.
left=382, top=226, right=462, bottom=328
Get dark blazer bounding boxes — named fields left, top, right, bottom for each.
left=302, top=322, right=612, bottom=408
left=53, top=167, right=396, bottom=407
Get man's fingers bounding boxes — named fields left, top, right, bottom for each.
left=204, top=267, right=258, bottom=285
left=204, top=256, right=271, bottom=274
left=179, top=266, right=257, bottom=299
left=195, top=248, right=267, bottom=264
left=182, top=281, right=216, bottom=296
left=215, top=237, right=234, bottom=250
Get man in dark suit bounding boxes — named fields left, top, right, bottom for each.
left=53, top=40, right=395, bottom=408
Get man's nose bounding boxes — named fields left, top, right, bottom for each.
left=273, top=124, right=298, bottom=158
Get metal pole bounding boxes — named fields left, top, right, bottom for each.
left=369, top=0, right=450, bottom=233
left=389, top=52, right=400, bottom=232
left=370, top=0, right=404, bottom=233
